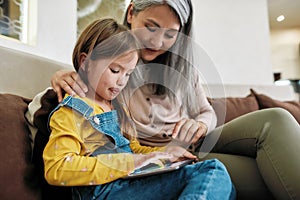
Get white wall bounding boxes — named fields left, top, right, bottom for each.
left=0, top=0, right=77, bottom=65
left=270, top=28, right=300, bottom=80
left=0, top=0, right=275, bottom=85
left=192, top=0, right=274, bottom=85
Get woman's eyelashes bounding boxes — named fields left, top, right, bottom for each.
left=165, top=29, right=178, bottom=39
left=165, top=32, right=176, bottom=39
left=146, top=25, right=156, bottom=32
left=145, top=25, right=176, bottom=39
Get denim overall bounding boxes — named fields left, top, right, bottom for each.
left=49, top=95, right=134, bottom=199
left=49, top=95, right=132, bottom=154
left=49, top=96, right=236, bottom=200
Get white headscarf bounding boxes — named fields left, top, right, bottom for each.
left=131, top=0, right=191, bottom=26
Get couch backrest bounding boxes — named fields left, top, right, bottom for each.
left=0, top=46, right=72, bottom=99
left=0, top=45, right=296, bottom=101
left=202, top=84, right=297, bottom=101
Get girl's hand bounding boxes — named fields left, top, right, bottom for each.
left=51, top=70, right=88, bottom=102
left=132, top=152, right=173, bottom=170
left=165, top=146, right=197, bottom=162
left=172, top=119, right=207, bottom=145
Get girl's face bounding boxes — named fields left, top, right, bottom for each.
left=86, top=51, right=138, bottom=102
left=127, top=4, right=180, bottom=62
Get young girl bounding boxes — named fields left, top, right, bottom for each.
left=43, top=18, right=235, bottom=199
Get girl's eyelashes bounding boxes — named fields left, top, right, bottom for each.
left=110, top=68, right=132, bottom=76
left=110, top=68, right=119, bottom=73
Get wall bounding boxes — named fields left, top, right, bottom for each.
left=0, top=0, right=77, bottom=65
left=270, top=28, right=300, bottom=80
left=192, top=0, right=274, bottom=85
left=0, top=0, right=275, bottom=85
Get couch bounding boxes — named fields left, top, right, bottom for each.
left=0, top=45, right=299, bottom=200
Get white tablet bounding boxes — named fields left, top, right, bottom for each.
left=124, top=159, right=195, bottom=179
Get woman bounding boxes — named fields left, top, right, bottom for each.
left=30, top=0, right=300, bottom=199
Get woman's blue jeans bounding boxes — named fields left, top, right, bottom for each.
left=73, top=158, right=236, bottom=200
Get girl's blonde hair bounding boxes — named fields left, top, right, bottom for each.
left=73, top=18, right=139, bottom=71
left=72, top=18, right=140, bottom=140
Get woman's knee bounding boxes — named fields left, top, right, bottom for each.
left=258, top=108, right=297, bottom=136
left=261, top=108, right=293, bottom=121
left=245, top=108, right=293, bottom=126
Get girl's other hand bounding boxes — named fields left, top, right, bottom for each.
left=51, top=70, right=88, bottom=102
left=165, top=146, right=197, bottom=162
left=172, top=119, right=207, bottom=145
left=132, top=152, right=173, bottom=170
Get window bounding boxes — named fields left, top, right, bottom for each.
left=0, top=0, right=37, bottom=45
left=77, top=0, right=130, bottom=37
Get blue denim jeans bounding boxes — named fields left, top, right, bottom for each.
left=73, top=159, right=236, bottom=200
left=52, top=96, right=236, bottom=199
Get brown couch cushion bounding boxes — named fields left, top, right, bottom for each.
left=208, top=95, right=259, bottom=126
left=0, top=93, right=41, bottom=199
left=29, top=89, right=72, bottom=200
left=250, top=89, right=300, bottom=124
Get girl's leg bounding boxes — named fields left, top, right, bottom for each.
left=177, top=159, right=236, bottom=200
left=86, top=159, right=235, bottom=200
left=203, top=108, right=300, bottom=199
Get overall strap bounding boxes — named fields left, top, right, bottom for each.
left=59, top=95, right=93, bottom=118
left=48, top=96, right=131, bottom=153
left=48, top=95, right=93, bottom=131
left=90, top=111, right=131, bottom=149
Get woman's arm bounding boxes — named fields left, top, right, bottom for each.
left=51, top=70, right=88, bottom=102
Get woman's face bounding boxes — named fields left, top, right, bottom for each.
left=127, top=4, right=180, bottom=62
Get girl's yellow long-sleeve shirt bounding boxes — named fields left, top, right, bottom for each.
left=43, top=96, right=163, bottom=186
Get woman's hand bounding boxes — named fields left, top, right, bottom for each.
left=165, top=146, right=197, bottom=162
left=132, top=152, right=173, bottom=170
left=51, top=70, right=88, bottom=102
left=172, top=119, right=207, bottom=145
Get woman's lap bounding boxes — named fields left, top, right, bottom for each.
left=202, top=108, right=300, bottom=199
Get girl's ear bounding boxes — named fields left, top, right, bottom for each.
left=127, top=3, right=134, bottom=24
left=79, top=53, right=88, bottom=71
